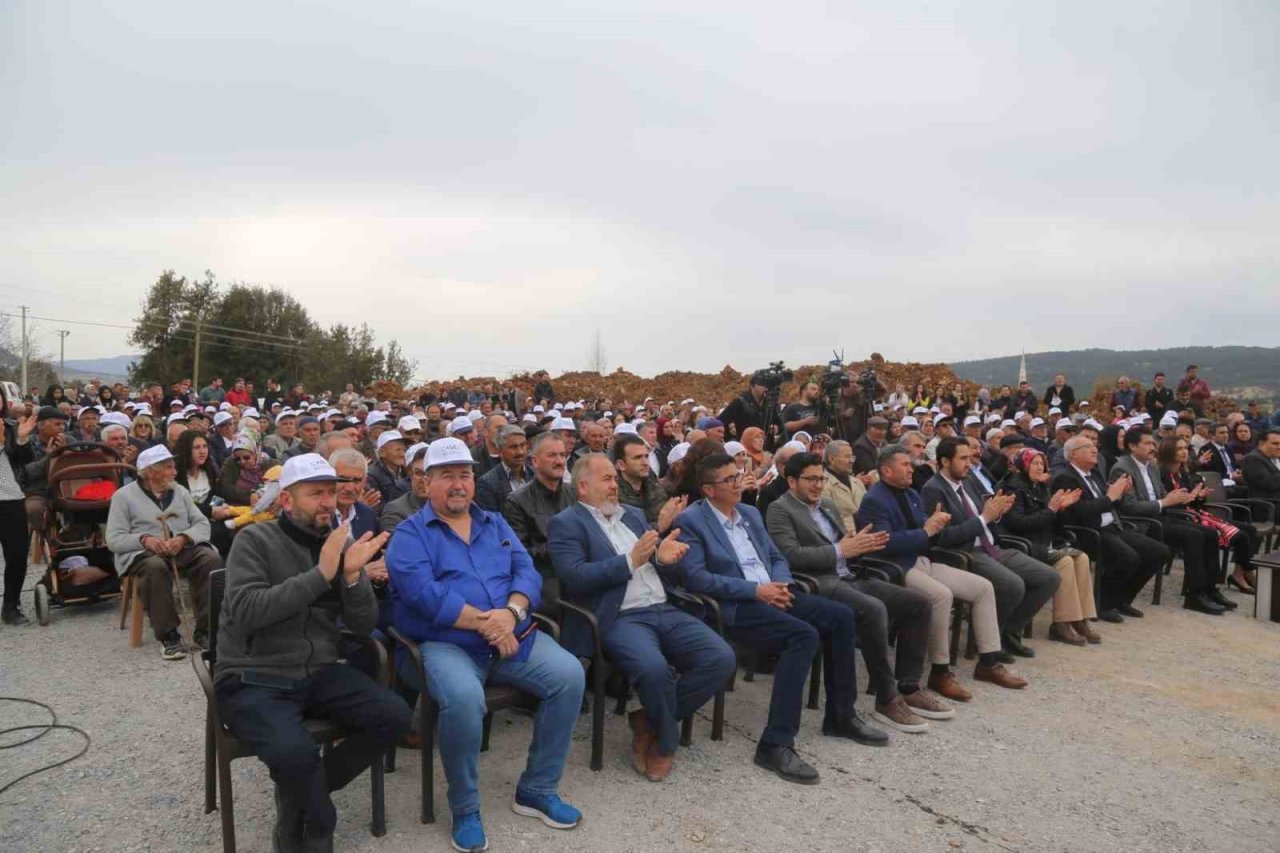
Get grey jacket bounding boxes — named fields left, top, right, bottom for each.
left=214, top=516, right=378, bottom=683
left=765, top=491, right=846, bottom=576
left=380, top=490, right=425, bottom=539
left=1108, top=454, right=1166, bottom=517
left=105, top=480, right=212, bottom=575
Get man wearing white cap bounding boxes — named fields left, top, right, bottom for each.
left=387, top=438, right=584, bottom=849
left=367, top=430, right=408, bottom=504
left=262, top=410, right=300, bottom=458
left=215, top=453, right=407, bottom=852
left=380, top=442, right=430, bottom=535
left=447, top=414, right=477, bottom=447
left=210, top=411, right=237, bottom=470
left=358, top=411, right=391, bottom=461
left=105, top=445, right=223, bottom=660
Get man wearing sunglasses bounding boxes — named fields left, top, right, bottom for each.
left=674, top=453, right=888, bottom=787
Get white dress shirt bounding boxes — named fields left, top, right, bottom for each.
left=583, top=503, right=667, bottom=611
left=1072, top=464, right=1115, bottom=527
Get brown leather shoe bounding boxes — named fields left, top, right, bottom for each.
left=399, top=732, right=423, bottom=750
left=644, top=744, right=674, bottom=782
left=628, top=709, right=655, bottom=777
left=973, top=663, right=1027, bottom=689
left=1048, top=622, right=1086, bottom=646
left=1073, top=620, right=1102, bottom=644
left=926, top=670, right=972, bottom=703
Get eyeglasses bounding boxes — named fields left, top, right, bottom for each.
left=796, top=474, right=825, bottom=485
left=709, top=472, right=745, bottom=486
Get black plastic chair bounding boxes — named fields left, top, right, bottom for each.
left=385, top=616, right=559, bottom=825
left=192, top=569, right=388, bottom=853
left=555, top=587, right=726, bottom=772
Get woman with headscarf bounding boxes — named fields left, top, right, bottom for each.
left=1001, top=448, right=1100, bottom=645
left=739, top=426, right=772, bottom=480
left=216, top=433, right=265, bottom=506
left=1157, top=435, right=1258, bottom=595
left=1097, top=422, right=1126, bottom=477
left=723, top=440, right=759, bottom=505
left=972, top=387, right=992, bottom=418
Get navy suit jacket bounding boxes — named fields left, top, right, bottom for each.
left=335, top=501, right=382, bottom=540
left=673, top=500, right=791, bottom=625
left=547, top=503, right=681, bottom=658
left=855, top=481, right=931, bottom=579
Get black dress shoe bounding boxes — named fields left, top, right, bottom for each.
left=821, top=710, right=889, bottom=746
left=1206, top=587, right=1237, bottom=610
left=754, top=744, right=820, bottom=784
left=1117, top=604, right=1144, bottom=618
left=1002, top=634, right=1036, bottom=658
left=1098, top=609, right=1125, bottom=623
left=1183, top=592, right=1225, bottom=615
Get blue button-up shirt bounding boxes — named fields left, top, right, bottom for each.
left=707, top=503, right=772, bottom=585
left=387, top=501, right=542, bottom=662
left=807, top=503, right=850, bottom=577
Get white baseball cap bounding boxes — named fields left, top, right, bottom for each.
left=447, top=415, right=475, bottom=435
left=521, top=413, right=537, bottom=424
left=424, top=437, right=478, bottom=469
left=900, top=416, right=919, bottom=428
left=242, top=407, right=260, bottom=420
left=613, top=422, right=638, bottom=436
left=398, top=415, right=422, bottom=433
left=404, top=441, right=430, bottom=467
left=366, top=411, right=390, bottom=428
left=1082, top=419, right=1104, bottom=431
left=376, top=430, right=406, bottom=451
left=213, top=411, right=234, bottom=427
left=467, top=410, right=485, bottom=422
left=724, top=441, right=746, bottom=457
left=167, top=412, right=188, bottom=426
left=532, top=404, right=545, bottom=413
left=101, top=412, right=132, bottom=428
left=666, top=441, right=691, bottom=465
left=1000, top=419, right=1017, bottom=429
left=1159, top=412, right=1179, bottom=428
left=1047, top=407, right=1062, bottom=416
left=279, top=453, right=341, bottom=489
left=963, top=415, right=982, bottom=427
left=1030, top=417, right=1046, bottom=428
left=551, top=417, right=577, bottom=433
left=136, top=445, right=174, bottom=472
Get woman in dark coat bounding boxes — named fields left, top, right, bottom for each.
left=0, top=384, right=38, bottom=625
left=1001, top=448, right=1099, bottom=646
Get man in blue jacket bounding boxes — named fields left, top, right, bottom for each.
left=857, top=444, right=1027, bottom=703
left=548, top=454, right=734, bottom=782
left=675, top=453, right=887, bottom=787
left=387, top=438, right=583, bottom=853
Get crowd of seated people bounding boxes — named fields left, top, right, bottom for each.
left=3, top=364, right=1278, bottom=853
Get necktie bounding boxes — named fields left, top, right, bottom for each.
left=1220, top=447, right=1234, bottom=477
left=957, top=485, right=1001, bottom=559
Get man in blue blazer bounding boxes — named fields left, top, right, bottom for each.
left=675, top=453, right=887, bottom=786
left=857, top=444, right=1027, bottom=703
left=548, top=455, right=735, bottom=782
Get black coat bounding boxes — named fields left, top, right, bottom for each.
left=718, top=390, right=766, bottom=442
left=1042, top=384, right=1075, bottom=412
left=1000, top=473, right=1063, bottom=562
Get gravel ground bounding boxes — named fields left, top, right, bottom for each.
left=3, top=561, right=1279, bottom=853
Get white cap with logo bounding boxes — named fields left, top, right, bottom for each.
left=376, top=430, right=406, bottom=451
left=279, top=453, right=341, bottom=489
left=424, top=437, right=478, bottom=469
left=136, top=445, right=174, bottom=472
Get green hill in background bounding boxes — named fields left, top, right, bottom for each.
left=950, top=347, right=1280, bottom=404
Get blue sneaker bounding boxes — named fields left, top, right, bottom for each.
left=512, top=791, right=581, bottom=829
left=450, top=811, right=487, bottom=852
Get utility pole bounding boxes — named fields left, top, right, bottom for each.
left=19, top=305, right=28, bottom=395
left=192, top=315, right=203, bottom=388
left=56, top=329, right=70, bottom=378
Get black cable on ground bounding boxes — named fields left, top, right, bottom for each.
left=0, top=697, right=91, bottom=796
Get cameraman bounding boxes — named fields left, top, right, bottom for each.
left=718, top=372, right=771, bottom=442
left=783, top=380, right=827, bottom=441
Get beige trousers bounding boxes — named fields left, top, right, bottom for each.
left=1051, top=552, right=1097, bottom=623
left=904, top=557, right=1000, bottom=665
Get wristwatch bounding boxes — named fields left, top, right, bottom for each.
left=505, top=602, right=527, bottom=623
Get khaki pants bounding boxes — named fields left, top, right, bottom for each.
left=1051, top=552, right=1097, bottom=623
left=25, top=495, right=45, bottom=532
left=128, top=545, right=221, bottom=640
left=904, top=557, right=1000, bottom=665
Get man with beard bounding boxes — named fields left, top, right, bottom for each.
left=105, top=445, right=223, bottom=659
left=215, top=453, right=408, bottom=853
left=718, top=373, right=771, bottom=443
left=504, top=432, right=576, bottom=583
left=388, top=438, right=583, bottom=852
left=782, top=380, right=827, bottom=441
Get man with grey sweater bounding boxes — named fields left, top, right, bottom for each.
left=214, top=453, right=410, bottom=853
left=106, top=444, right=223, bottom=659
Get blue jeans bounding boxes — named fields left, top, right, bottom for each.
left=412, top=631, right=584, bottom=817
left=601, top=603, right=736, bottom=755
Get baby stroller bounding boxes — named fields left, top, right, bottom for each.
left=32, top=442, right=136, bottom=627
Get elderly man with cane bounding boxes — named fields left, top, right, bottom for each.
left=106, top=444, right=223, bottom=659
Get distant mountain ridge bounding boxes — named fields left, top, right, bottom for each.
left=950, top=347, right=1280, bottom=402
left=60, top=355, right=137, bottom=381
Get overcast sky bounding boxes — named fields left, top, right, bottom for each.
left=2, top=1, right=1278, bottom=380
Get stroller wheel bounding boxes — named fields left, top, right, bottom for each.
left=34, top=584, right=51, bottom=627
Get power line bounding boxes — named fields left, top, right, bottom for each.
left=0, top=311, right=306, bottom=351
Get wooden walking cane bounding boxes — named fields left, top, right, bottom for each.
left=158, top=512, right=199, bottom=649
